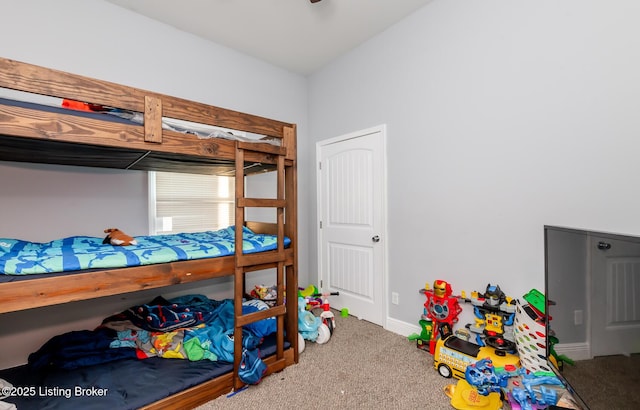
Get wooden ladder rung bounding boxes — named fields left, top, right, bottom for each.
left=235, top=304, right=286, bottom=327
left=237, top=141, right=286, bottom=156
left=236, top=251, right=285, bottom=267
left=237, top=198, right=286, bottom=208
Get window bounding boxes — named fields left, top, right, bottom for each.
left=149, top=171, right=235, bottom=235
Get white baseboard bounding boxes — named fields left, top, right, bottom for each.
left=554, top=342, right=591, bottom=361
left=385, top=316, right=421, bottom=337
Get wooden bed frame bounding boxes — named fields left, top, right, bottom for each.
left=0, top=57, right=298, bottom=408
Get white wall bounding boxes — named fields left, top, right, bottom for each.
left=4, top=0, right=640, bottom=367
left=308, top=0, right=640, bottom=328
left=0, top=162, right=149, bottom=241
left=0, top=0, right=309, bottom=368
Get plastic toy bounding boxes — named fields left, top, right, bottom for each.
left=507, top=368, right=564, bottom=410
left=513, top=289, right=573, bottom=373
left=297, top=296, right=325, bottom=343
left=407, top=319, right=433, bottom=351
left=547, top=334, right=574, bottom=371
left=297, top=287, right=339, bottom=343
left=447, top=357, right=517, bottom=410
left=465, top=358, right=511, bottom=396
left=433, top=333, right=520, bottom=380
left=522, top=289, right=546, bottom=316
left=310, top=291, right=339, bottom=335
left=514, top=297, right=553, bottom=373
left=298, top=285, right=318, bottom=299
left=461, top=284, right=516, bottom=351
left=299, top=287, right=339, bottom=336
left=454, top=328, right=472, bottom=342
left=445, top=379, right=502, bottom=410
left=420, top=279, right=463, bottom=354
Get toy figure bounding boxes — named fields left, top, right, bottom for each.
left=407, top=319, right=433, bottom=351
left=445, top=356, right=514, bottom=410
left=420, top=279, right=462, bottom=354
left=464, top=283, right=516, bottom=351
left=507, top=369, right=564, bottom=410
left=465, top=358, right=510, bottom=397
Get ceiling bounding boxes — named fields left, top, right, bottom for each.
left=106, top=0, right=433, bottom=75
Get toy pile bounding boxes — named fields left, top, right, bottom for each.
left=249, top=284, right=278, bottom=307
left=248, top=284, right=341, bottom=354
left=409, top=281, right=572, bottom=410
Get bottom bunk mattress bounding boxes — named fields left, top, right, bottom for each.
left=0, top=294, right=289, bottom=409
left=0, top=225, right=290, bottom=276
left=0, top=333, right=287, bottom=409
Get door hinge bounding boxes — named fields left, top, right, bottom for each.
left=318, top=161, right=322, bottom=170
left=320, top=280, right=323, bottom=288
left=319, top=221, right=323, bottom=229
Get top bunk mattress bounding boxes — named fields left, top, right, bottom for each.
left=0, top=226, right=290, bottom=277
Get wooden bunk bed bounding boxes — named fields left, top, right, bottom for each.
left=0, top=57, right=298, bottom=409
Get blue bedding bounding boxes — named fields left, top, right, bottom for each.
left=0, top=293, right=287, bottom=409
left=0, top=226, right=290, bottom=275
left=0, top=333, right=287, bottom=410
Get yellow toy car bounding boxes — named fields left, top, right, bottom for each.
left=433, top=335, right=520, bottom=379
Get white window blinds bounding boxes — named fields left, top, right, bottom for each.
left=151, top=171, right=235, bottom=234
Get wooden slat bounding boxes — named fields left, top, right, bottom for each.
left=276, top=261, right=285, bottom=358
left=144, top=95, right=163, bottom=143
left=237, top=140, right=286, bottom=156
left=0, top=103, right=293, bottom=175
left=0, top=102, right=233, bottom=159
left=236, top=251, right=285, bottom=267
left=140, top=348, right=294, bottom=410
left=0, top=249, right=294, bottom=314
left=284, top=141, right=299, bottom=363
left=233, top=265, right=244, bottom=389
left=237, top=198, right=286, bottom=208
left=0, top=57, right=294, bottom=139
left=283, top=125, right=297, bottom=161
left=235, top=304, right=286, bottom=327
left=245, top=221, right=279, bottom=235
left=277, top=155, right=286, bottom=254
left=286, top=263, right=299, bottom=363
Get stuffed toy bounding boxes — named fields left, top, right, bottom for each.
left=103, top=228, right=138, bottom=246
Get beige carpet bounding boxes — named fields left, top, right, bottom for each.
left=197, top=312, right=453, bottom=409
left=560, top=354, right=640, bottom=410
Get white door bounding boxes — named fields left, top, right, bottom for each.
left=316, top=125, right=387, bottom=326
left=590, top=235, right=640, bottom=357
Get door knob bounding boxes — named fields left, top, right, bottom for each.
left=372, top=235, right=380, bottom=243
left=597, top=241, right=611, bottom=250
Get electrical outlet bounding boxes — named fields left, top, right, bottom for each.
left=391, top=292, right=399, bottom=305
left=574, top=309, right=583, bottom=325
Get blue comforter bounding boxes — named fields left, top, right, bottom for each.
left=0, top=226, right=290, bottom=275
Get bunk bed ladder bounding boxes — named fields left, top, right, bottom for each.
left=233, top=141, right=288, bottom=390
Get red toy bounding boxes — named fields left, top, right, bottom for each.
left=313, top=291, right=338, bottom=335
left=420, top=279, right=463, bottom=354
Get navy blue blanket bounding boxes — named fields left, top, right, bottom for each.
left=0, top=333, right=286, bottom=410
